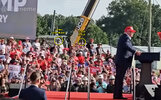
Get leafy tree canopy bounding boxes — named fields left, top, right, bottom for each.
left=36, top=14, right=108, bottom=44
left=96, top=0, right=161, bottom=46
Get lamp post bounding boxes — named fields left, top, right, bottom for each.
left=51, top=10, right=56, bottom=33
left=148, top=0, right=152, bottom=52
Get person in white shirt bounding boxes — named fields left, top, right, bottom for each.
left=33, top=38, right=40, bottom=50
left=23, top=37, right=32, bottom=52
left=0, top=39, right=6, bottom=54
left=5, top=54, right=11, bottom=64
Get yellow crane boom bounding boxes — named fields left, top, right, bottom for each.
left=70, top=0, right=100, bottom=46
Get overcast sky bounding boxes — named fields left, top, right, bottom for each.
left=38, top=0, right=161, bottom=20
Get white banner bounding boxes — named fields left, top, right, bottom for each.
left=8, top=65, right=21, bottom=79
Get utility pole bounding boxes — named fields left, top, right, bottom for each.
left=51, top=10, right=56, bottom=34
left=148, top=0, right=152, bottom=52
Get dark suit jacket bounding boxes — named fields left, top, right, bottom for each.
left=115, top=33, right=136, bottom=68
left=96, top=47, right=105, bottom=55
left=19, top=85, right=47, bottom=100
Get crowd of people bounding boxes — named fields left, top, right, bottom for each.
left=0, top=37, right=160, bottom=96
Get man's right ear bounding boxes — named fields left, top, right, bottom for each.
left=37, top=78, right=41, bottom=84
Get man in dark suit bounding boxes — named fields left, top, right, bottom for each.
left=113, top=26, right=141, bottom=99
left=19, top=72, right=47, bottom=100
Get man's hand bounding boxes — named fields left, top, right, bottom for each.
left=135, top=51, right=142, bottom=56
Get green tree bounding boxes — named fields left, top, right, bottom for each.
left=36, top=14, right=52, bottom=35
left=151, top=4, right=161, bottom=46
left=97, top=0, right=161, bottom=46
left=60, top=16, right=79, bottom=37
left=36, top=14, right=108, bottom=44
left=36, top=14, right=43, bottom=36
left=36, top=14, right=65, bottom=35
left=85, top=24, right=108, bottom=44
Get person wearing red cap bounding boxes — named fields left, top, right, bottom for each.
left=113, top=26, right=141, bottom=99
left=157, top=32, right=161, bottom=40
left=86, top=38, right=94, bottom=50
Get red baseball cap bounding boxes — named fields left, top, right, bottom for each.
left=124, top=26, right=136, bottom=33
left=90, top=38, right=94, bottom=42
left=157, top=32, right=161, bottom=40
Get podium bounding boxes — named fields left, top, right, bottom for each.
left=135, top=52, right=160, bottom=99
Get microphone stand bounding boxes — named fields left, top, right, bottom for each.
left=87, top=66, right=91, bottom=100
left=24, top=64, right=29, bottom=89
left=132, top=66, right=136, bottom=100
left=68, top=63, right=74, bottom=100
left=65, top=62, right=74, bottom=100
left=18, top=64, right=27, bottom=96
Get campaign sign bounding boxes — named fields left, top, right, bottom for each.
left=8, top=65, right=21, bottom=79
left=0, top=0, right=38, bottom=39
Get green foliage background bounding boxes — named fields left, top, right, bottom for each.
left=36, top=0, right=161, bottom=47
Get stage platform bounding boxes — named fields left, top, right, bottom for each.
left=46, top=91, right=133, bottom=100
left=1, top=91, right=132, bottom=100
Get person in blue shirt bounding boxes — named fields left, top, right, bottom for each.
left=96, top=74, right=107, bottom=93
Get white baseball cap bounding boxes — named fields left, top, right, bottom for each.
left=98, top=74, right=103, bottom=79
left=109, top=75, right=115, bottom=80
left=83, top=77, right=88, bottom=81
left=10, top=37, right=14, bottom=39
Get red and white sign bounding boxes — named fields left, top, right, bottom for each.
left=90, top=66, right=101, bottom=75
left=8, top=65, right=21, bottom=79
